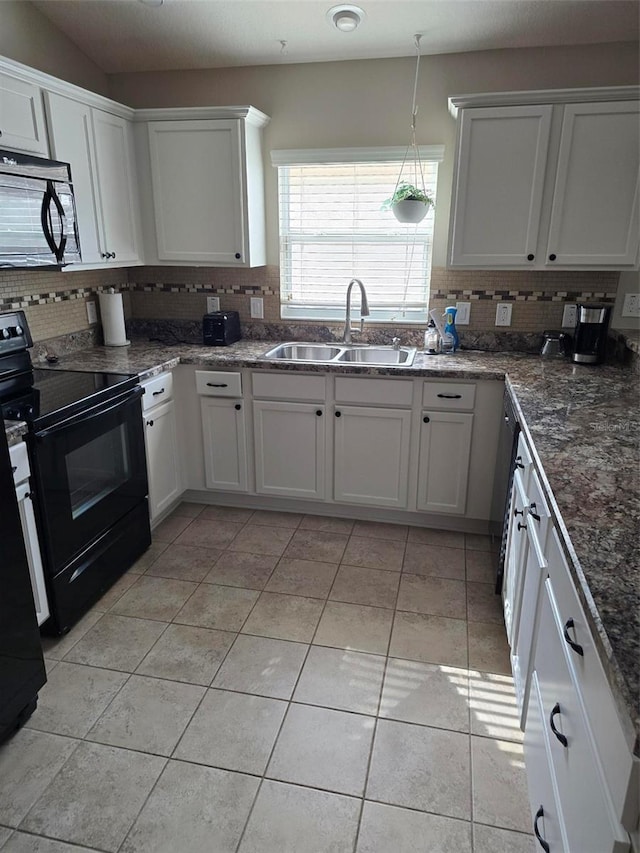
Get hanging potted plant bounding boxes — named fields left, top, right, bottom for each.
left=382, top=34, right=436, bottom=225
left=382, top=182, right=434, bottom=224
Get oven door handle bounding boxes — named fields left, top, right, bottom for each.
left=34, top=386, right=142, bottom=442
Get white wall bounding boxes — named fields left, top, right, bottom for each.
left=108, top=42, right=639, bottom=265
left=0, top=0, right=108, bottom=95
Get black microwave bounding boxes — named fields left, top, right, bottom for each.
left=203, top=311, right=241, bottom=346
left=0, top=148, right=81, bottom=269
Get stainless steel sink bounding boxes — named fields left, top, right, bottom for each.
left=336, top=346, right=416, bottom=365
left=262, top=343, right=342, bottom=362
left=262, top=342, right=417, bottom=367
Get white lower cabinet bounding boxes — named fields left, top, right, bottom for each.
left=534, top=581, right=630, bottom=853
left=10, top=443, right=49, bottom=626
left=416, top=410, right=473, bottom=514
left=505, top=428, right=634, bottom=853
left=524, top=672, right=568, bottom=853
left=200, top=397, right=248, bottom=492
left=142, top=373, right=181, bottom=521
left=333, top=405, right=411, bottom=508
left=253, top=400, right=325, bottom=499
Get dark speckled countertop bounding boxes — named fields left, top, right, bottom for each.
left=6, top=338, right=640, bottom=748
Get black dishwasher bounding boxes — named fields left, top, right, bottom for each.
left=490, top=389, right=520, bottom=594
left=0, top=428, right=46, bottom=743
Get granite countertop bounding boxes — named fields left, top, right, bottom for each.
left=6, top=338, right=639, bottom=748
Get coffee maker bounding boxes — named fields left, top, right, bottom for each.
left=572, top=303, right=611, bottom=365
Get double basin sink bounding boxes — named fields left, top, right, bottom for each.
left=262, top=342, right=417, bottom=367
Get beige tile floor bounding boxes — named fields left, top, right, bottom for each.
left=0, top=504, right=535, bottom=853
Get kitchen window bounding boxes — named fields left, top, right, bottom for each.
left=272, top=146, right=443, bottom=323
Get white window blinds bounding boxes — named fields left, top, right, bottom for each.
left=273, top=147, right=442, bottom=323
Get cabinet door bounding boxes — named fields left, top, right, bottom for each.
left=16, top=481, right=50, bottom=627
left=200, top=397, right=248, bottom=492
left=92, top=110, right=140, bottom=263
left=534, top=581, right=630, bottom=853
left=334, top=406, right=411, bottom=508
left=524, top=672, right=568, bottom=853
left=147, top=119, right=245, bottom=264
left=512, top=522, right=547, bottom=716
left=144, top=399, right=182, bottom=521
left=546, top=101, right=640, bottom=266
left=449, top=105, right=552, bottom=266
left=45, top=92, right=103, bottom=264
left=416, top=411, right=473, bottom=514
left=503, top=470, right=529, bottom=647
left=0, top=72, right=48, bottom=155
left=253, top=401, right=325, bottom=499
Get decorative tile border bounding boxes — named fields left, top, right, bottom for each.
left=430, top=288, right=617, bottom=303
left=129, top=281, right=277, bottom=297
left=0, top=284, right=126, bottom=313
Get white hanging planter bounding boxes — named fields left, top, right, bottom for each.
left=392, top=198, right=430, bottom=224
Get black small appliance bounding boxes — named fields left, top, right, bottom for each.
left=203, top=311, right=241, bottom=346
left=572, top=303, right=611, bottom=365
left=0, top=148, right=81, bottom=269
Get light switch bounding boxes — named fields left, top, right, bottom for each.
left=207, top=296, right=220, bottom=313
left=250, top=297, right=264, bottom=319
left=495, top=303, right=512, bottom=326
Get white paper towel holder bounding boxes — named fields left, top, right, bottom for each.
left=99, top=288, right=130, bottom=347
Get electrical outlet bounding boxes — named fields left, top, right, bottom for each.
left=206, top=296, right=220, bottom=313
left=495, top=302, right=512, bottom=327
left=622, top=292, right=640, bottom=318
left=455, top=302, right=471, bottom=325
left=86, top=301, right=97, bottom=324
left=250, top=297, right=264, bottom=319
left=562, top=304, right=577, bottom=328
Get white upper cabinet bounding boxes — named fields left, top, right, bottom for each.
left=91, top=109, right=141, bottom=264
left=143, top=110, right=268, bottom=266
left=45, top=92, right=141, bottom=266
left=449, top=105, right=552, bottom=267
left=546, top=101, right=640, bottom=266
left=449, top=88, right=640, bottom=270
left=0, top=71, right=48, bottom=155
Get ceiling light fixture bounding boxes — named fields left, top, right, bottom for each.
left=327, top=4, right=365, bottom=33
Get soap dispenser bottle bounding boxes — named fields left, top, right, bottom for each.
left=443, top=306, right=459, bottom=353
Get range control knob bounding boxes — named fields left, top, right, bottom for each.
left=13, top=325, right=23, bottom=337
left=1, top=328, right=9, bottom=339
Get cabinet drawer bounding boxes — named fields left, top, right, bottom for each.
left=514, top=432, right=533, bottom=489
left=142, top=372, right=173, bottom=412
left=545, top=528, right=634, bottom=816
left=252, top=372, right=326, bottom=402
left=335, top=376, right=413, bottom=407
left=422, top=382, right=475, bottom=410
left=535, top=579, right=629, bottom=853
left=9, top=441, right=30, bottom=486
left=196, top=370, right=242, bottom=397
left=526, top=469, right=551, bottom=545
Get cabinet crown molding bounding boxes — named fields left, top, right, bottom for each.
left=133, top=106, right=270, bottom=126
left=449, top=85, right=640, bottom=114
left=0, top=54, right=270, bottom=127
left=0, top=54, right=135, bottom=119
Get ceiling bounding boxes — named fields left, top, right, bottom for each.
left=32, top=0, right=640, bottom=74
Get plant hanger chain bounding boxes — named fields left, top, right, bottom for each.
left=393, top=33, right=427, bottom=197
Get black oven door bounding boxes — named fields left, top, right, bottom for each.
left=31, top=386, right=148, bottom=575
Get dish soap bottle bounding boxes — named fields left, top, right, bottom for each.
left=443, top=306, right=459, bottom=353
left=424, top=320, right=439, bottom=354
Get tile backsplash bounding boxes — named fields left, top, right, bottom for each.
left=0, top=263, right=620, bottom=345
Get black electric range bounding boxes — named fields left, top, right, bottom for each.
left=0, top=310, right=151, bottom=634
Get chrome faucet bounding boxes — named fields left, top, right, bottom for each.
left=343, top=278, right=370, bottom=344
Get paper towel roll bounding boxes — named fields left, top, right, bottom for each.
left=98, top=291, right=130, bottom=347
